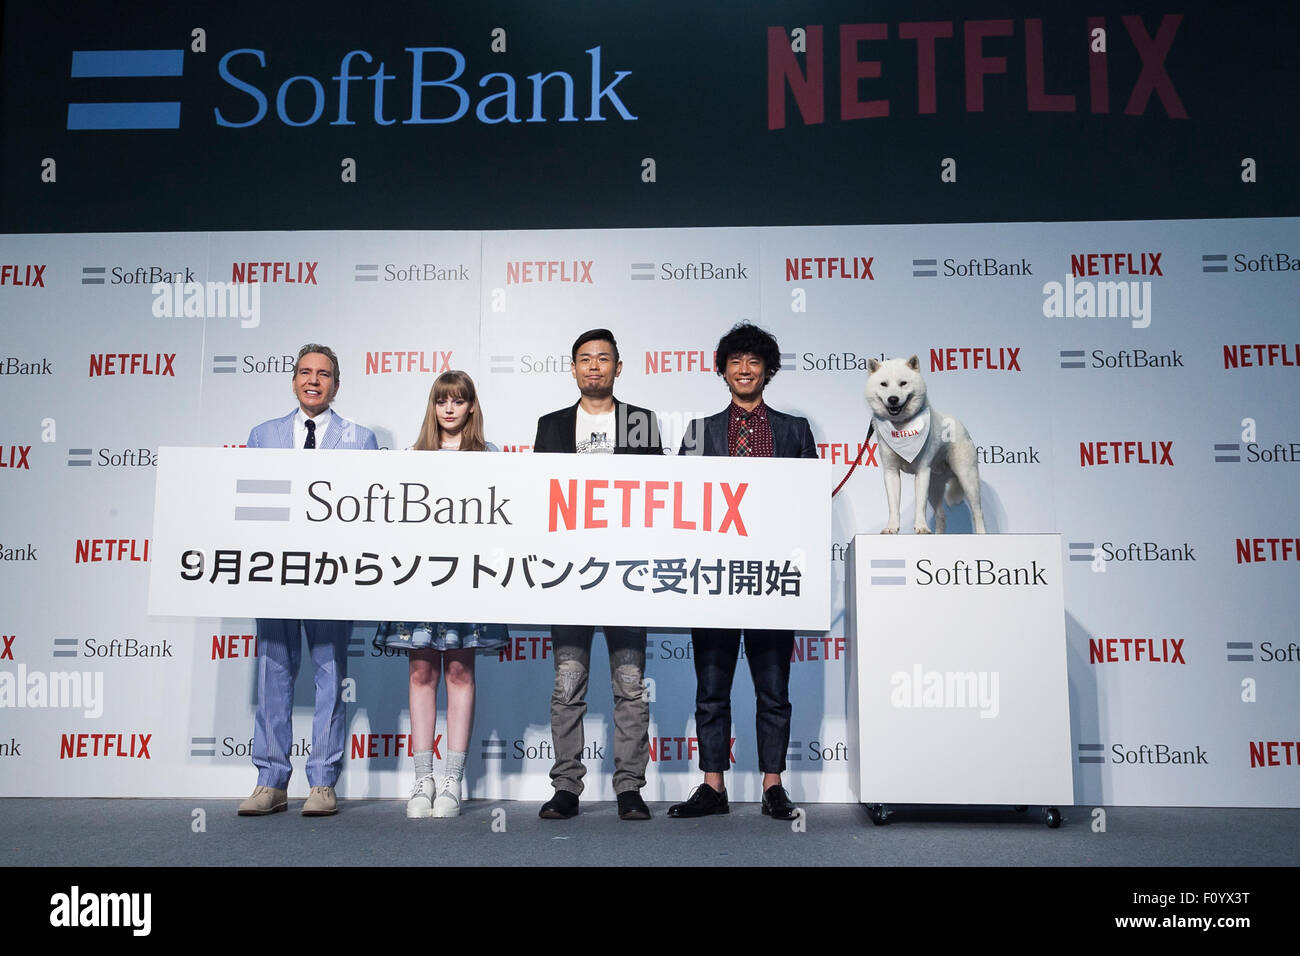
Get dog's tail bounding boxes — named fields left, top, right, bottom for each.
left=944, top=477, right=965, bottom=506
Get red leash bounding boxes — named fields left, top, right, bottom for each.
left=831, top=422, right=875, bottom=498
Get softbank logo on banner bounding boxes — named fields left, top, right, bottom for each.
left=1203, top=251, right=1300, bottom=274
left=82, top=264, right=195, bottom=286
left=1068, top=539, right=1196, bottom=567
left=0, top=666, right=103, bottom=718
left=354, top=263, right=470, bottom=282
left=632, top=261, right=749, bottom=281
left=890, top=665, right=1000, bottom=718
left=68, top=46, right=637, bottom=130
left=232, top=477, right=512, bottom=526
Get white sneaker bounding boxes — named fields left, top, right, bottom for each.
left=432, top=776, right=461, bottom=818
left=406, top=773, right=436, bottom=819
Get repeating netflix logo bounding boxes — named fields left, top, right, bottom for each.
left=505, top=260, right=593, bottom=284
left=88, top=353, right=175, bottom=377
left=351, top=732, right=438, bottom=759
left=230, top=260, right=318, bottom=284
left=59, top=732, right=153, bottom=759
left=648, top=736, right=735, bottom=763
left=74, top=538, right=150, bottom=563
left=929, top=347, right=1021, bottom=372
left=1088, top=637, right=1186, bottom=665
left=0, top=445, right=31, bottom=471
left=1223, top=344, right=1300, bottom=369
left=1248, top=740, right=1299, bottom=768
left=211, top=634, right=259, bottom=660
left=0, top=264, right=46, bottom=287
left=364, top=350, right=454, bottom=374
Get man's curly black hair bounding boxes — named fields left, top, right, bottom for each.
left=714, top=321, right=781, bottom=384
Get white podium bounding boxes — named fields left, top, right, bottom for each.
left=845, top=534, right=1073, bottom=825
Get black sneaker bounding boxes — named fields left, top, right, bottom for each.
left=616, top=790, right=652, bottom=820
left=538, top=790, right=579, bottom=819
left=667, top=783, right=729, bottom=818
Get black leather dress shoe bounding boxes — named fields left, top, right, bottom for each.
left=539, top=790, right=579, bottom=819
left=616, top=790, right=652, bottom=820
left=667, top=784, right=729, bottom=818
left=761, top=784, right=799, bottom=820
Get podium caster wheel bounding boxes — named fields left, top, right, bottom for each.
left=866, top=804, right=889, bottom=826
left=1045, top=807, right=1062, bottom=828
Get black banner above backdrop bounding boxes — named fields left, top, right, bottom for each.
left=2, top=0, right=1296, bottom=232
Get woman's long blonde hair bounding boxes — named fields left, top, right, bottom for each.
left=413, top=370, right=486, bottom=451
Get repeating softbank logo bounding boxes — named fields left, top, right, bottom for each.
left=1089, top=637, right=1185, bottom=664
left=68, top=45, right=636, bottom=131
left=870, top=557, right=1048, bottom=586
left=49, top=885, right=151, bottom=937
left=1249, top=740, right=1300, bottom=768
left=976, top=443, right=1040, bottom=465
left=0, top=543, right=37, bottom=561
left=509, top=734, right=604, bottom=761
left=55, top=637, right=173, bottom=659
left=630, top=260, right=749, bottom=281
left=1059, top=347, right=1183, bottom=370
left=75, top=539, right=151, bottom=563
left=1225, top=640, right=1298, bottom=663
left=0, top=264, right=46, bottom=287
left=913, top=257, right=1031, bottom=278
left=1214, top=421, right=1300, bottom=465
left=890, top=665, right=1000, bottom=718
left=81, top=263, right=195, bottom=286
left=801, top=351, right=878, bottom=372
left=88, top=353, right=175, bottom=377
left=208, top=734, right=312, bottom=758
left=365, top=350, right=454, bottom=374
left=929, top=347, right=1021, bottom=371
left=784, top=256, right=873, bottom=280
left=1202, top=251, right=1299, bottom=274
left=0, top=666, right=103, bottom=717
left=213, top=353, right=295, bottom=375
left=1078, top=742, right=1207, bottom=766
left=490, top=353, right=571, bottom=374
left=506, top=260, right=592, bottom=284
left=1, top=356, right=53, bottom=376
left=67, top=448, right=157, bottom=468
left=1078, top=440, right=1173, bottom=466
left=1068, top=539, right=1195, bottom=567
left=354, top=263, right=469, bottom=282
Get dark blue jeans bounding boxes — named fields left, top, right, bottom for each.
left=691, top=628, right=794, bottom=774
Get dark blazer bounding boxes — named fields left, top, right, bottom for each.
left=534, top=399, right=664, bottom=455
left=678, top=403, right=817, bottom=459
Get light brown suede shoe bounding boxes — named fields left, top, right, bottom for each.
left=302, top=785, right=338, bottom=816
left=237, top=785, right=288, bottom=816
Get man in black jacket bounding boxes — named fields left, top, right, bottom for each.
left=533, top=329, right=661, bottom=821
left=671, top=322, right=816, bottom=822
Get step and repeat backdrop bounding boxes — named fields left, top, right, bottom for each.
left=1, top=2, right=1297, bottom=806
left=1, top=219, right=1296, bottom=806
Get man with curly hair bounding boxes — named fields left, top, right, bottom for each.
left=671, top=322, right=816, bottom=822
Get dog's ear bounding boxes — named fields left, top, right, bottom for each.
left=866, top=358, right=881, bottom=374
left=906, top=355, right=920, bottom=370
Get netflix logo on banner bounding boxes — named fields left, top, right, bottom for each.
left=784, top=256, right=872, bottom=280
left=75, top=539, right=149, bottom=563
left=59, top=732, right=152, bottom=759
left=365, top=351, right=453, bottom=375
left=505, top=260, right=592, bottom=284
left=648, top=736, right=734, bottom=763
left=644, top=350, right=716, bottom=374
left=929, top=347, right=1020, bottom=371
left=498, top=635, right=552, bottom=661
left=818, top=440, right=877, bottom=466
left=1223, top=344, right=1300, bottom=369
left=1071, top=252, right=1163, bottom=276
left=211, top=634, right=258, bottom=659
left=1235, top=538, right=1300, bottom=563
left=0, top=445, right=31, bottom=470
left=351, top=732, right=438, bottom=759
left=230, top=261, right=318, bottom=284
left=1249, top=741, right=1299, bottom=767
left=791, top=636, right=845, bottom=662
left=0, top=264, right=45, bottom=287
left=1089, top=637, right=1186, bottom=664
left=88, top=353, right=175, bottom=377
left=1079, top=440, right=1173, bottom=466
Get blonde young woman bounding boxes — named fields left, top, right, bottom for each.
left=374, top=371, right=506, bottom=818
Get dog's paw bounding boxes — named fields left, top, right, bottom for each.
left=880, top=527, right=899, bottom=535
left=914, top=526, right=932, bottom=535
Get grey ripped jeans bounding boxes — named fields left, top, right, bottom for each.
left=548, top=625, right=649, bottom=795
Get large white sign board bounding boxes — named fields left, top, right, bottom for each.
left=149, top=448, right=831, bottom=630
left=846, top=533, right=1073, bottom=806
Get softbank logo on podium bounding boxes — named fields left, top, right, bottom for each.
left=232, top=479, right=292, bottom=522
left=869, top=557, right=1048, bottom=587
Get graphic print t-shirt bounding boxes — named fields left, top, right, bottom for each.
left=575, top=408, right=615, bottom=454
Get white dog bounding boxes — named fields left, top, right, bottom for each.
left=865, top=355, right=985, bottom=534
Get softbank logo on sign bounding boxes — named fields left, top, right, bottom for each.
left=890, top=665, right=1000, bottom=718
left=872, top=557, right=1048, bottom=586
